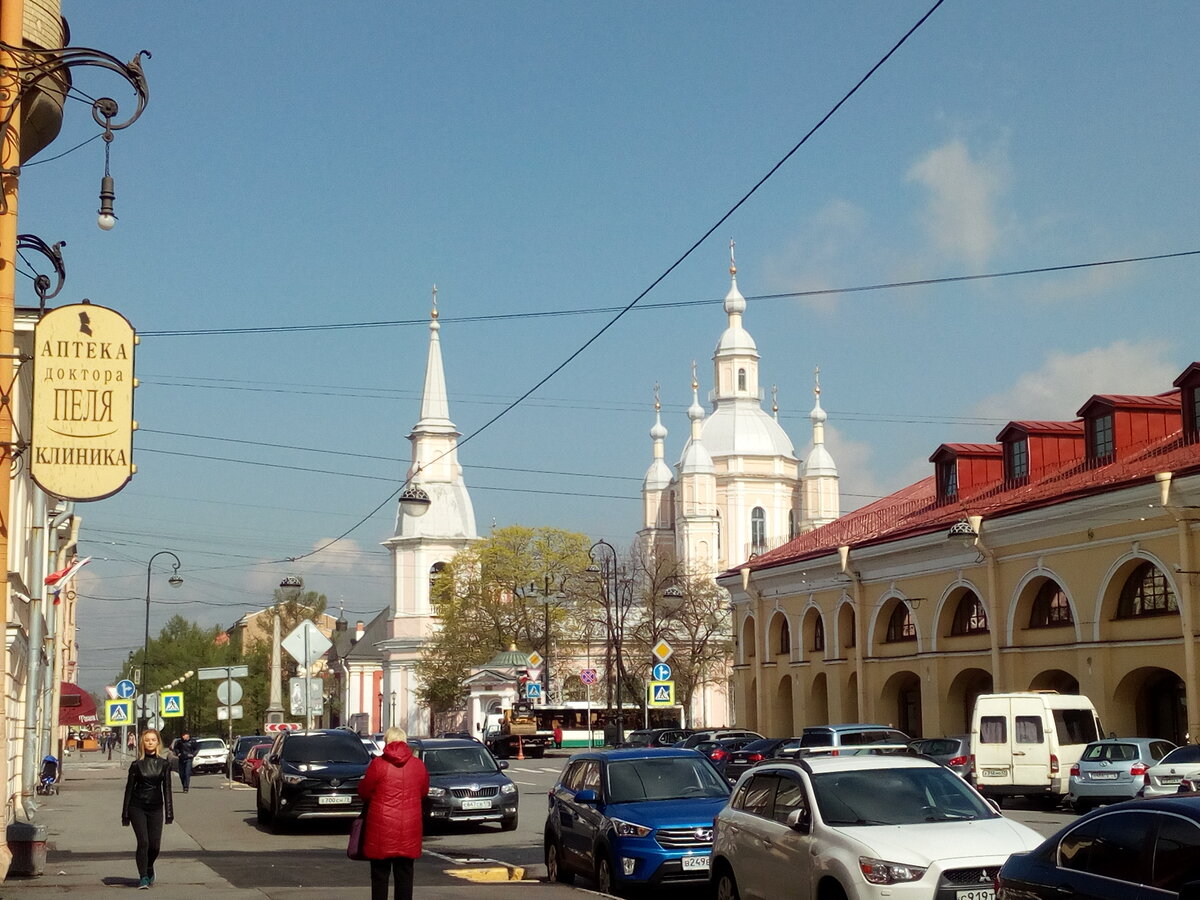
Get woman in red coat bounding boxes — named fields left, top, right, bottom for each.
left=357, top=726, right=429, bottom=900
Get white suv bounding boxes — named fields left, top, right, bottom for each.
left=191, top=737, right=230, bottom=775
left=711, top=755, right=1042, bottom=899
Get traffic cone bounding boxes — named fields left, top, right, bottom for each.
left=516, top=735, right=525, bottom=761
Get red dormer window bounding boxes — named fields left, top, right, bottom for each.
left=938, top=460, right=957, bottom=501
left=1005, top=437, right=1029, bottom=481
left=1088, top=412, right=1114, bottom=460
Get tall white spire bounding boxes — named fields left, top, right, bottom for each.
left=802, top=365, right=840, bottom=530
left=414, top=285, right=454, bottom=433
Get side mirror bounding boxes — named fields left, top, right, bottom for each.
left=574, top=788, right=599, bottom=804
left=786, top=807, right=811, bottom=833
left=497, top=760, right=509, bottom=770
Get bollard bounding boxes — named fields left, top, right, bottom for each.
left=7, top=821, right=48, bottom=876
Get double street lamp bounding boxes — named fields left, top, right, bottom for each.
left=588, top=539, right=630, bottom=737
left=141, top=551, right=183, bottom=730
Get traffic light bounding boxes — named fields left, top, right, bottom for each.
left=517, top=671, right=529, bottom=698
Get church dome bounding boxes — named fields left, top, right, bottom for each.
left=803, top=443, right=837, bottom=477
left=643, top=458, right=674, bottom=491
left=702, top=399, right=797, bottom=460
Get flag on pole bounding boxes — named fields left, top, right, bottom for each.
left=46, top=556, right=91, bottom=604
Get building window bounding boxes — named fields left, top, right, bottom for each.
left=1089, top=412, right=1114, bottom=459
left=738, top=368, right=746, bottom=391
left=751, top=507, right=766, bottom=553
left=1006, top=438, right=1029, bottom=481
left=777, top=617, right=791, bottom=655
left=885, top=604, right=917, bottom=643
left=1029, top=581, right=1073, bottom=628
left=813, top=617, right=825, bottom=652
left=951, top=591, right=989, bottom=635
left=429, top=561, right=447, bottom=586
left=938, top=460, right=958, bottom=500
left=1188, top=386, right=1200, bottom=443
left=788, top=509, right=797, bottom=541
left=1116, top=562, right=1177, bottom=618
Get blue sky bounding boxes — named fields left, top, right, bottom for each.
left=25, top=2, right=1198, bottom=691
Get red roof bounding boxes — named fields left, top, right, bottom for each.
left=59, top=682, right=99, bottom=727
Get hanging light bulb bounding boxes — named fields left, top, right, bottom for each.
left=97, top=174, right=116, bottom=230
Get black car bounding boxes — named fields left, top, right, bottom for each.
left=256, top=729, right=371, bottom=830
left=231, top=734, right=270, bottom=782
left=678, top=729, right=763, bottom=749
left=409, top=738, right=518, bottom=830
left=997, top=794, right=1200, bottom=899
left=619, top=728, right=694, bottom=748
left=721, top=737, right=804, bottom=784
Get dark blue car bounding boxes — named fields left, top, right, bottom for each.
left=544, top=747, right=731, bottom=895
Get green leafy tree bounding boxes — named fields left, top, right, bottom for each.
left=417, top=525, right=592, bottom=715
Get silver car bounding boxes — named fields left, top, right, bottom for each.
left=1140, top=742, right=1200, bottom=799
left=1067, top=737, right=1175, bottom=811
left=908, top=735, right=972, bottom=781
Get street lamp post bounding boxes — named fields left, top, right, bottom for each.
left=588, top=539, right=626, bottom=742
left=141, top=551, right=182, bottom=730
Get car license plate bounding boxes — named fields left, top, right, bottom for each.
left=982, top=768, right=1007, bottom=777
left=681, top=855, right=710, bottom=871
left=319, top=794, right=352, bottom=805
left=1090, top=772, right=1119, bottom=780
left=956, top=890, right=994, bottom=900
left=1162, top=776, right=1182, bottom=784
left=461, top=799, right=492, bottom=810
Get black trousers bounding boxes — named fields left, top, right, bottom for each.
left=370, top=856, right=414, bottom=900
left=127, top=804, right=163, bottom=879
left=178, top=758, right=192, bottom=790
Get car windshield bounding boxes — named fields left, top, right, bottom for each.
left=605, top=756, right=730, bottom=803
left=282, top=734, right=370, bottom=764
left=811, top=766, right=996, bottom=826
left=196, top=739, right=225, bottom=751
left=1082, top=743, right=1138, bottom=762
left=1160, top=745, right=1200, bottom=765
left=422, top=747, right=498, bottom=775
left=235, top=737, right=264, bottom=753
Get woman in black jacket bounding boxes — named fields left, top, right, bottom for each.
left=122, top=728, right=174, bottom=889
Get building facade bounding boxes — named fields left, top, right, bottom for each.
left=721, top=363, right=1200, bottom=745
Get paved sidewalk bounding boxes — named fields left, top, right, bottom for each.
left=1, top=753, right=585, bottom=899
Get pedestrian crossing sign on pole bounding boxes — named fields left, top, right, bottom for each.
left=648, top=680, right=675, bottom=706
left=160, top=692, right=184, bottom=718
left=105, top=699, right=133, bottom=726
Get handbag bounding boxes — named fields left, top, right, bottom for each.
left=347, top=803, right=368, bottom=860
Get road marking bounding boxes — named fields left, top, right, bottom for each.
left=513, top=780, right=539, bottom=786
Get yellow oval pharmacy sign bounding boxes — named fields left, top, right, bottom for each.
left=32, top=303, right=137, bottom=501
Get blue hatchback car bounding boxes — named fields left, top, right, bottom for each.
left=544, top=747, right=731, bottom=895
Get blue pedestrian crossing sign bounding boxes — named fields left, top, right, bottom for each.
left=525, top=682, right=543, bottom=699
left=105, top=699, right=133, bottom=726
left=161, top=692, right=184, bottom=718
left=648, top=680, right=675, bottom=706
left=115, top=679, right=136, bottom=699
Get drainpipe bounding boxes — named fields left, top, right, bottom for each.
left=41, top=506, right=76, bottom=762
left=1157, top=473, right=1200, bottom=741
left=19, top=504, right=48, bottom=818
left=964, top=515, right=1005, bottom=693
left=840, top=546, right=867, bottom=721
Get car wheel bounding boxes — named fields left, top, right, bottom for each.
left=545, top=839, right=574, bottom=885
left=817, top=882, right=848, bottom=900
left=501, top=811, right=519, bottom=831
left=596, top=852, right=620, bottom=896
left=714, top=867, right=740, bottom=900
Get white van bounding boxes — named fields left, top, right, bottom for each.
left=970, top=691, right=1103, bottom=803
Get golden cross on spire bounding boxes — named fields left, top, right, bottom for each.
left=691, top=360, right=698, bottom=390
left=431, top=284, right=439, bottom=319
left=729, top=238, right=737, bottom=275
left=653, top=381, right=661, bottom=412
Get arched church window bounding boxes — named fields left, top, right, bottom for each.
left=777, top=617, right=791, bottom=655
left=1116, top=562, right=1177, bottom=618
left=885, top=603, right=917, bottom=643
left=429, top=561, right=447, bottom=587
left=751, top=507, right=766, bottom=554
left=738, top=368, right=747, bottom=391
left=813, top=616, right=825, bottom=652
left=1029, top=581, right=1073, bottom=628
left=788, top=509, right=797, bottom=541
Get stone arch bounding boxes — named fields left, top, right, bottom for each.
left=808, top=672, right=829, bottom=729
left=744, top=676, right=758, bottom=731
left=935, top=579, right=989, bottom=654
left=1009, top=569, right=1083, bottom=646
left=739, top=614, right=756, bottom=665
left=801, top=604, right=825, bottom=662
left=767, top=610, right=792, bottom=660
left=946, top=667, right=993, bottom=734
left=880, top=669, right=922, bottom=738
left=1027, top=669, right=1080, bottom=694
left=1094, top=551, right=1180, bottom=642
left=845, top=671, right=859, bottom=722
left=869, top=593, right=921, bottom=656
left=1112, top=666, right=1185, bottom=743
left=836, top=596, right=856, bottom=655
left=772, top=674, right=795, bottom=736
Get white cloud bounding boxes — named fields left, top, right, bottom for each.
left=971, top=340, right=1179, bottom=422
left=763, top=199, right=870, bottom=313
left=819, top=424, right=902, bottom=513
left=907, top=139, right=1009, bottom=268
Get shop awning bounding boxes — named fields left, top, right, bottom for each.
left=58, top=682, right=99, bottom=727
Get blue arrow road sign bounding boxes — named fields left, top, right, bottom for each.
left=115, top=679, right=136, bottom=699
left=652, top=663, right=672, bottom=681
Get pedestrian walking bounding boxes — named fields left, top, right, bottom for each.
left=127, top=731, right=136, bottom=753
left=121, top=729, right=174, bottom=890
left=170, top=731, right=198, bottom=792
left=355, top=726, right=429, bottom=900
left=553, top=722, right=563, bottom=749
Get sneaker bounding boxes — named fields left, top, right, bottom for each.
left=148, top=868, right=155, bottom=885
left=138, top=875, right=150, bottom=889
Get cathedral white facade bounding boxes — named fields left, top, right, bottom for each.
left=639, top=251, right=841, bottom=577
